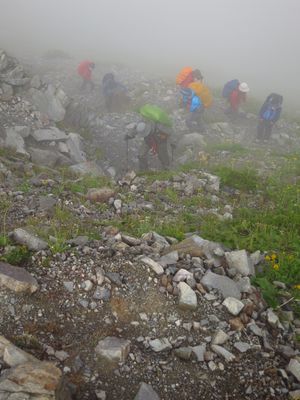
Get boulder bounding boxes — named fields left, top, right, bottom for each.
left=87, top=187, right=115, bottom=203
left=178, top=282, right=197, bottom=310
left=11, top=228, right=48, bottom=251
left=4, top=127, right=28, bottom=156
left=31, top=127, right=68, bottom=142
left=95, top=337, right=130, bottom=363
left=139, top=256, right=164, bottom=275
left=0, top=262, right=39, bottom=294
left=225, top=250, right=255, bottom=276
left=65, top=133, right=86, bottom=163
left=201, top=270, right=241, bottom=299
left=222, top=297, right=244, bottom=316
left=134, top=382, right=160, bottom=400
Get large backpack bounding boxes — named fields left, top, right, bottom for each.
left=262, top=93, right=283, bottom=121
left=189, top=82, right=213, bottom=108
left=222, top=79, right=239, bottom=98
left=176, top=67, right=193, bottom=86
left=139, top=104, right=172, bottom=127
left=265, top=93, right=283, bottom=107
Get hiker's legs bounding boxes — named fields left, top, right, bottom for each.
left=257, top=120, right=265, bottom=140
left=157, top=140, right=170, bottom=170
left=264, top=121, right=273, bottom=140
left=81, top=79, right=94, bottom=91
left=138, top=141, right=150, bottom=171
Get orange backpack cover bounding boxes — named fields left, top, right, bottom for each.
left=176, top=67, right=193, bottom=85
left=188, top=82, right=213, bottom=108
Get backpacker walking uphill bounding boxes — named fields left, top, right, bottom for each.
left=180, top=87, right=205, bottom=132
left=77, top=60, right=95, bottom=91
left=257, top=93, right=283, bottom=142
left=125, top=104, right=175, bottom=171
left=223, top=79, right=250, bottom=118
left=176, top=67, right=203, bottom=88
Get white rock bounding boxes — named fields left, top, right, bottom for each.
left=222, top=297, right=244, bottom=316
left=225, top=249, right=254, bottom=276
left=149, top=338, right=172, bottom=352
left=288, top=359, right=300, bottom=382
left=140, top=256, right=164, bottom=275
left=211, top=345, right=235, bottom=362
left=212, top=330, right=230, bottom=345
left=95, top=337, right=130, bottom=363
left=178, top=282, right=197, bottom=311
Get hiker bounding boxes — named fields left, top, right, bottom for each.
left=77, top=60, right=95, bottom=91
left=223, top=80, right=249, bottom=118
left=102, top=73, right=129, bottom=112
left=125, top=105, right=175, bottom=171
left=176, top=67, right=204, bottom=88
left=180, top=87, right=205, bottom=132
left=257, top=93, right=283, bottom=142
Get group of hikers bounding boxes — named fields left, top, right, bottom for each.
left=77, top=61, right=284, bottom=171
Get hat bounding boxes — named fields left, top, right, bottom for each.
left=193, top=69, right=203, bottom=80
left=239, top=82, right=250, bottom=93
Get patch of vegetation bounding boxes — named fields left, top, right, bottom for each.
left=206, top=142, right=247, bottom=155
left=66, top=175, right=112, bottom=194
left=138, top=169, right=176, bottom=184
left=17, top=180, right=32, bottom=193
left=0, top=235, right=9, bottom=246
left=211, top=165, right=261, bottom=192
left=1, top=245, right=31, bottom=266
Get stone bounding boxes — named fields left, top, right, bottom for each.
left=65, top=132, right=86, bottom=163
left=192, top=344, right=206, bottom=362
left=0, top=361, right=66, bottom=399
left=69, top=161, right=104, bottom=177
left=222, top=297, right=244, bottom=316
left=55, top=350, right=69, bottom=362
left=96, top=390, right=107, bottom=400
left=95, top=267, right=105, bottom=285
left=134, top=382, right=160, bottom=400
left=174, top=347, right=192, bottom=360
left=31, top=127, right=68, bottom=142
left=211, top=345, right=235, bottom=362
left=212, top=330, right=230, bottom=345
left=67, top=236, right=89, bottom=247
left=0, top=337, right=37, bottom=367
left=63, top=281, right=74, bottom=293
left=30, top=75, right=41, bottom=89
left=229, top=318, right=244, bottom=331
left=159, top=251, right=179, bottom=267
left=178, top=282, right=197, bottom=311
left=28, top=147, right=68, bottom=168
left=287, top=359, right=300, bottom=382
left=95, top=337, right=130, bottom=363
left=140, top=256, right=164, bottom=275
left=266, top=308, right=281, bottom=328
left=38, top=196, right=57, bottom=212
left=289, top=390, right=300, bottom=399
left=87, top=187, right=115, bottom=203
left=93, top=286, right=111, bottom=301
left=4, top=127, right=28, bottom=156
left=0, top=262, right=38, bottom=294
left=173, top=268, right=193, bottom=282
left=248, top=323, right=264, bottom=337
left=11, top=228, right=48, bottom=251
left=149, top=338, right=172, bottom=352
left=233, top=342, right=251, bottom=353
left=27, top=85, right=66, bottom=122
left=225, top=250, right=254, bottom=276
left=201, top=270, right=241, bottom=299
left=121, top=234, right=141, bottom=246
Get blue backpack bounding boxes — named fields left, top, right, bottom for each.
left=222, top=79, right=239, bottom=98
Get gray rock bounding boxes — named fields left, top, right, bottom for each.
left=140, top=256, right=164, bottom=275
left=0, top=336, right=37, bottom=367
left=178, top=282, right=197, bottom=311
left=222, top=297, right=244, bottom=316
left=173, top=268, right=193, bottom=283
left=65, top=132, right=86, bottom=163
left=134, top=382, right=160, bottom=400
left=67, top=236, right=89, bottom=247
left=192, top=344, right=206, bottom=361
left=121, top=234, right=141, bottom=246
left=0, top=50, right=8, bottom=72
left=248, top=323, right=264, bottom=337
left=27, top=85, right=67, bottom=122
left=0, top=83, right=13, bottom=101
left=266, top=308, right=281, bottom=328
left=95, top=337, right=130, bottom=363
left=174, top=347, right=192, bottom=360
left=225, top=250, right=255, bottom=276
left=212, top=330, right=230, bottom=345
left=0, top=262, right=38, bottom=294
left=31, top=127, right=68, bottom=142
left=63, top=281, right=74, bottom=293
left=30, top=75, right=41, bottom=89
left=287, top=359, right=300, bottom=382
left=38, top=196, right=57, bottom=212
left=149, top=338, right=172, bottom=352
left=233, top=342, right=251, bottom=353
left=11, top=228, right=48, bottom=251
left=201, top=270, right=241, bottom=299
left=28, top=147, right=69, bottom=168
left=289, top=390, right=300, bottom=399
left=211, top=345, right=236, bottom=362
left=93, top=286, right=111, bottom=301
left=159, top=251, right=179, bottom=267
left=4, top=127, right=29, bottom=156
left=106, top=272, right=122, bottom=286
left=69, top=161, right=104, bottom=177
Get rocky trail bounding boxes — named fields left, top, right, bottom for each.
left=0, top=49, right=300, bottom=400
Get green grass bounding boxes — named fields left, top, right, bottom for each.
left=206, top=142, right=247, bottom=155
left=1, top=246, right=31, bottom=266
left=211, top=165, right=261, bottom=192
left=138, top=169, right=176, bottom=184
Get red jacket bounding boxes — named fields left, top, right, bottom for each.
left=77, top=60, right=94, bottom=80
left=229, top=89, right=246, bottom=111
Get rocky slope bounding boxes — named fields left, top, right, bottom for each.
left=0, top=49, right=300, bottom=400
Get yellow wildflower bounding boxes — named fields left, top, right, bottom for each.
left=265, top=255, right=270, bottom=261
left=273, top=264, right=279, bottom=271
left=271, top=254, right=277, bottom=260
left=294, top=284, right=300, bottom=290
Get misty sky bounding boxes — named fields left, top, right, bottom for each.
left=0, top=0, right=299, bottom=107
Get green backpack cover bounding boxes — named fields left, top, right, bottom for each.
left=139, top=104, right=172, bottom=127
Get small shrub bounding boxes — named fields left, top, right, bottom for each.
left=2, top=246, right=31, bottom=266
left=212, top=166, right=260, bottom=191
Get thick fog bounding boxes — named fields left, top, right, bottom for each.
left=0, top=0, right=299, bottom=109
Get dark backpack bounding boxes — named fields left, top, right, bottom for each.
left=222, top=79, right=239, bottom=98
left=265, top=93, right=283, bottom=107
